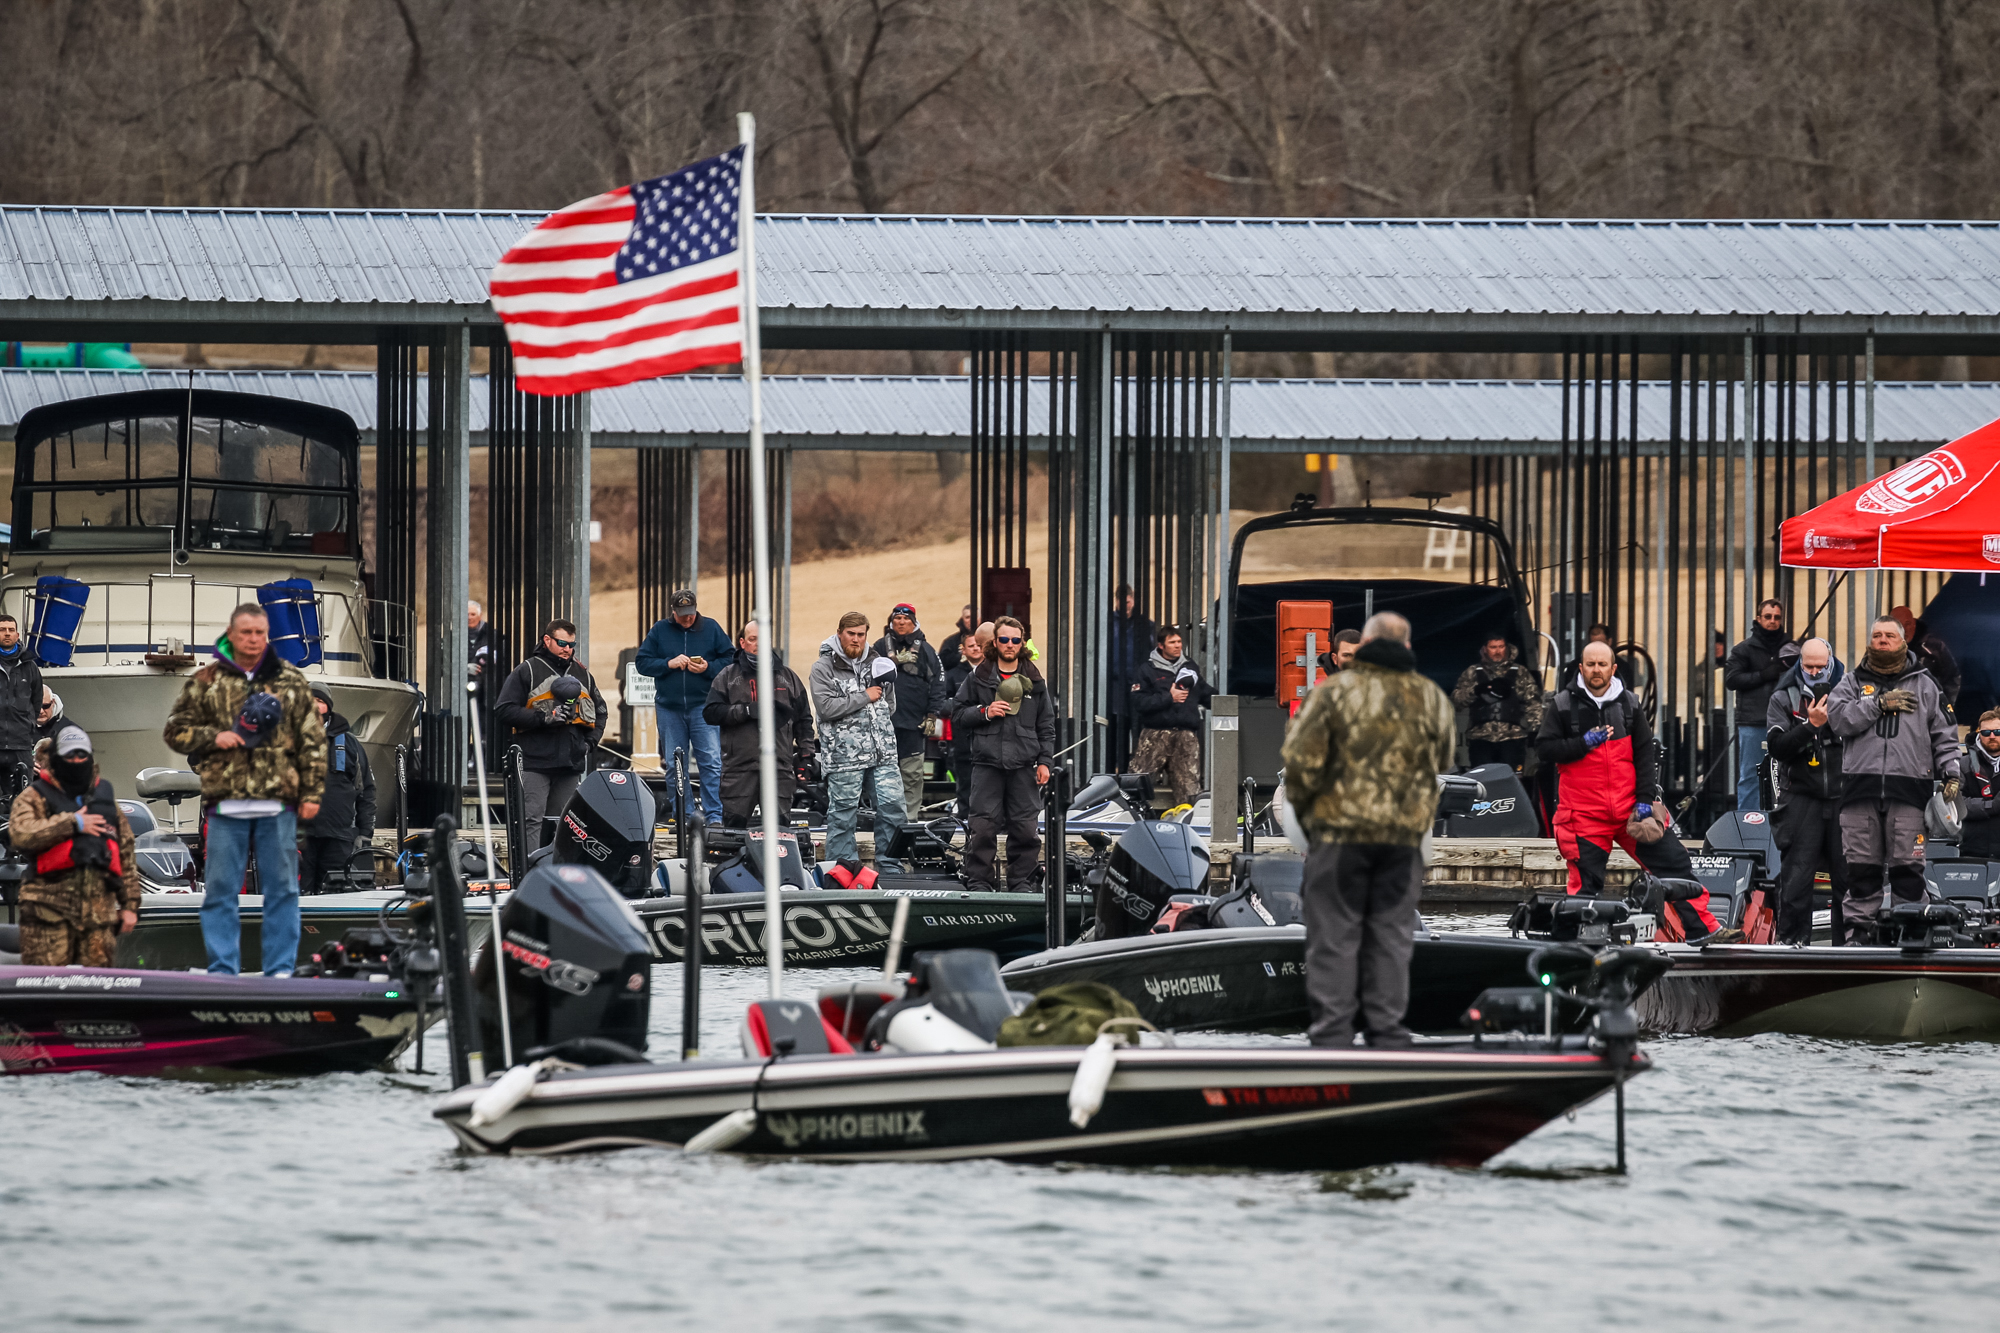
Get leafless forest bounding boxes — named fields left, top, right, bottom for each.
left=8, top=1, right=1998, bottom=582
left=8, top=0, right=1999, bottom=222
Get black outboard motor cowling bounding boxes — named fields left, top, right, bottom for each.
left=553, top=769, right=657, bottom=897
left=1091, top=818, right=1211, bottom=939
left=475, top=862, right=652, bottom=1061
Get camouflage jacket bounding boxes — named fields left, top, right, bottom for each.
left=1450, top=645, right=1545, bottom=743
left=163, top=640, right=328, bottom=806
left=10, top=739, right=141, bottom=924
left=808, top=634, right=900, bottom=772
left=1282, top=639, right=1455, bottom=847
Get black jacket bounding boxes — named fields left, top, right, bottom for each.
left=1764, top=666, right=1844, bottom=804
left=1911, top=622, right=1961, bottom=710
left=0, top=652, right=45, bottom=753
left=1133, top=653, right=1216, bottom=733
left=1534, top=679, right=1659, bottom=800
left=495, top=648, right=606, bottom=772
left=952, top=658, right=1057, bottom=771
left=1109, top=612, right=1156, bottom=712
left=303, top=711, right=377, bottom=841
left=873, top=629, right=947, bottom=733
left=1962, top=744, right=2000, bottom=859
left=939, top=622, right=977, bottom=672
left=1724, top=625, right=1794, bottom=728
left=702, top=650, right=815, bottom=774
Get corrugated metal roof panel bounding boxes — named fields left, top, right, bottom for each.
left=4, top=369, right=1996, bottom=455
left=6, top=208, right=2000, bottom=324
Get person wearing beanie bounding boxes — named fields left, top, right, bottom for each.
left=299, top=685, right=377, bottom=893
left=8, top=725, right=141, bottom=966
left=873, top=603, right=947, bottom=817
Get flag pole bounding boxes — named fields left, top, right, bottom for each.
left=737, top=112, right=785, bottom=999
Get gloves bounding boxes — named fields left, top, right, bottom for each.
left=549, top=701, right=574, bottom=724
left=1479, top=677, right=1512, bottom=698
left=1633, top=802, right=1653, bottom=820
left=1583, top=725, right=1612, bottom=750
left=1944, top=779, right=1961, bottom=803
left=1878, top=688, right=1918, bottom=715
left=725, top=704, right=753, bottom=726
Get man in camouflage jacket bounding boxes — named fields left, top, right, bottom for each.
left=10, top=731, right=141, bottom=966
left=1450, top=633, right=1544, bottom=772
left=1281, top=612, right=1454, bottom=1049
left=164, top=603, right=327, bottom=976
left=809, top=611, right=908, bottom=873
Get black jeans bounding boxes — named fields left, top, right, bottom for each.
left=1301, top=841, right=1424, bottom=1046
left=962, top=764, right=1042, bottom=890
left=299, top=835, right=357, bottom=894
left=1773, top=795, right=1846, bottom=944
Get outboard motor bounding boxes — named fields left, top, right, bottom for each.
left=549, top=769, right=657, bottom=897
left=1442, top=764, right=1540, bottom=838
left=474, top=862, right=652, bottom=1063
left=1089, top=818, right=1212, bottom=939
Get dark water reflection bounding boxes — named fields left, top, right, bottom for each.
left=6, top=961, right=1999, bottom=1330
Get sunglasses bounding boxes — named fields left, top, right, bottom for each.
left=995, top=635, right=1023, bottom=644
left=1981, top=729, right=2000, bottom=738
left=550, top=637, right=576, bottom=649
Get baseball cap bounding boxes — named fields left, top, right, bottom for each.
left=670, top=589, right=698, bottom=611
left=890, top=603, right=916, bottom=619
left=55, top=724, right=92, bottom=756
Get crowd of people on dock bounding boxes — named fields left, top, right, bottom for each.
left=5, top=574, right=1980, bottom=1072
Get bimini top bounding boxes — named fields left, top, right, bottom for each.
left=5, top=206, right=2000, bottom=345
left=12, top=388, right=359, bottom=558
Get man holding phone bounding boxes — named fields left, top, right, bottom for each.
left=951, top=615, right=1055, bottom=891
left=1766, top=638, right=1848, bottom=945
left=637, top=589, right=734, bottom=825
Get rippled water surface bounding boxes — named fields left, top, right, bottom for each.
left=8, top=957, right=2000, bottom=1331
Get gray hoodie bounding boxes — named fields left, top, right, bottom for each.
left=808, top=633, right=899, bottom=772
left=1826, top=651, right=1960, bottom=810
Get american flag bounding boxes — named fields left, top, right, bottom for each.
left=489, top=146, right=747, bottom=396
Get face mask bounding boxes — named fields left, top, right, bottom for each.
left=1802, top=665, right=1826, bottom=681
left=53, top=754, right=93, bottom=796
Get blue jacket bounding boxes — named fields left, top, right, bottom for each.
left=636, top=614, right=735, bottom=711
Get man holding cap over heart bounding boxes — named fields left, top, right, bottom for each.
left=811, top=610, right=908, bottom=879
left=952, top=614, right=1055, bottom=891
left=637, top=588, right=734, bottom=825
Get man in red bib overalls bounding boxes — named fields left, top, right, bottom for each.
left=1536, top=642, right=1736, bottom=943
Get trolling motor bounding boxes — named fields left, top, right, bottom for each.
left=1459, top=943, right=1669, bottom=1173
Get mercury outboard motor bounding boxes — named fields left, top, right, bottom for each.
left=474, top=862, right=652, bottom=1063
left=551, top=769, right=657, bottom=897
left=1090, top=818, right=1212, bottom=939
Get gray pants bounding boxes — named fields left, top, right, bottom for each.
left=899, top=751, right=929, bottom=816
left=1302, top=840, right=1424, bottom=1047
left=519, top=768, right=583, bottom=851
left=1838, top=800, right=1926, bottom=921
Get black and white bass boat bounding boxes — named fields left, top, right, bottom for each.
left=424, top=818, right=1662, bottom=1171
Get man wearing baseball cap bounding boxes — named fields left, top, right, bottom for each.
left=636, top=588, right=735, bottom=824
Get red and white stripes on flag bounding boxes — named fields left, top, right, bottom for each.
left=488, top=154, right=746, bottom=396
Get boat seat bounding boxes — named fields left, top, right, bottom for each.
left=741, top=997, right=853, bottom=1057
left=135, top=768, right=203, bottom=800
left=0, top=923, right=18, bottom=955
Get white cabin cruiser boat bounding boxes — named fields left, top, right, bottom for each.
left=4, top=388, right=418, bottom=788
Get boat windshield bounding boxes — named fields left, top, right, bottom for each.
left=16, top=408, right=355, bottom=555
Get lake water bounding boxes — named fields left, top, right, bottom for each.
left=8, top=954, right=2000, bottom=1330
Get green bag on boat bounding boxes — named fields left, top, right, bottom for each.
left=997, top=982, right=1141, bottom=1047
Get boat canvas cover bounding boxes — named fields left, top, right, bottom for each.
left=1780, top=414, right=2000, bottom=571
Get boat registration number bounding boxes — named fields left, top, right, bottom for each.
left=189, top=1010, right=337, bottom=1024
left=1202, top=1085, right=1351, bottom=1108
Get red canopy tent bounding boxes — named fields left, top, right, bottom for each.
left=1779, top=416, right=2000, bottom=571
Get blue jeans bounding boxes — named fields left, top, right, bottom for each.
left=202, top=810, right=300, bottom=976
left=1737, top=725, right=1768, bottom=811
left=657, top=703, right=723, bottom=824
left=825, top=762, right=906, bottom=871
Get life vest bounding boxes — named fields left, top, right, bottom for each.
left=524, top=657, right=598, bottom=728
left=31, top=776, right=123, bottom=878
left=1468, top=663, right=1528, bottom=729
